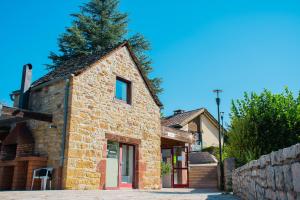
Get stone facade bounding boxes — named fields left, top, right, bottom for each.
left=28, top=81, right=66, bottom=167
left=63, top=46, right=161, bottom=189
left=13, top=80, right=66, bottom=189
left=232, top=143, right=300, bottom=200
left=8, top=45, right=161, bottom=190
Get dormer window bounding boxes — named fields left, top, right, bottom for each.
left=115, top=77, right=131, bottom=104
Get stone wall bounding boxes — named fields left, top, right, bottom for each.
left=64, top=46, right=161, bottom=189
left=13, top=80, right=66, bottom=189
left=28, top=80, right=66, bottom=167
left=232, top=143, right=300, bottom=199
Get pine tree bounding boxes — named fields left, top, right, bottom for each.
left=48, top=0, right=162, bottom=94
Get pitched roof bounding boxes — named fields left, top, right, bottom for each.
left=30, top=42, right=162, bottom=107
left=162, top=108, right=221, bottom=130
left=161, top=108, right=204, bottom=127
left=31, top=43, right=127, bottom=88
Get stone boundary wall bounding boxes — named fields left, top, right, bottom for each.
left=232, top=143, right=300, bottom=200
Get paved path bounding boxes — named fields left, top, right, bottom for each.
left=0, top=188, right=238, bottom=200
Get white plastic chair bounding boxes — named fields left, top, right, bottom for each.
left=31, top=167, right=53, bottom=190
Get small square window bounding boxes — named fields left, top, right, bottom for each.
left=115, top=77, right=131, bottom=104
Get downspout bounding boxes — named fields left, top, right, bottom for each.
left=60, top=74, right=73, bottom=189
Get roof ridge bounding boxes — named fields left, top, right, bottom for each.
left=31, top=41, right=128, bottom=88
left=27, top=41, right=162, bottom=107
left=163, top=107, right=204, bottom=119
left=183, top=107, right=203, bottom=113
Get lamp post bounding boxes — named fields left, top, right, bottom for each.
left=213, top=89, right=223, bottom=190
left=220, top=112, right=224, bottom=149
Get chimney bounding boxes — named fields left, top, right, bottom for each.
left=173, top=109, right=185, bottom=115
left=18, top=64, right=32, bottom=109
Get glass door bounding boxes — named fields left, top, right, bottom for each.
left=172, top=146, right=189, bottom=188
left=161, top=148, right=172, bottom=188
left=105, top=141, right=119, bottom=189
left=119, top=144, right=134, bottom=188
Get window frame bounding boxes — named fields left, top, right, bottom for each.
left=115, top=76, right=132, bottom=105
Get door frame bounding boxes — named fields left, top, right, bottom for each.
left=172, top=146, right=189, bottom=188
left=161, top=148, right=174, bottom=188
left=161, top=146, right=189, bottom=188
left=118, top=143, right=135, bottom=189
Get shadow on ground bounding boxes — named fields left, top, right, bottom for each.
left=206, top=194, right=239, bottom=200
left=149, top=189, right=239, bottom=200
left=149, top=188, right=219, bottom=194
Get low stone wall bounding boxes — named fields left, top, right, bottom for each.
left=232, top=143, right=300, bottom=199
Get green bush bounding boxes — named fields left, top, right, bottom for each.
left=161, top=162, right=172, bottom=177
left=202, top=146, right=229, bottom=162
left=226, top=88, right=300, bottom=165
left=202, top=146, right=217, bottom=154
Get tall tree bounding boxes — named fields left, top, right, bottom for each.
left=48, top=0, right=162, bottom=94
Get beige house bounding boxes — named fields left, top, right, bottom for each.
left=160, top=109, right=222, bottom=188
left=162, top=108, right=222, bottom=151
left=0, top=42, right=163, bottom=190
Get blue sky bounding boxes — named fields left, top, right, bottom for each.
left=1, top=0, right=300, bottom=125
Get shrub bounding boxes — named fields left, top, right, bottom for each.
left=161, top=162, right=172, bottom=177
left=226, top=88, right=300, bottom=165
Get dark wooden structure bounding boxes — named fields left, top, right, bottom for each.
left=0, top=105, right=53, bottom=190
left=0, top=105, right=52, bottom=126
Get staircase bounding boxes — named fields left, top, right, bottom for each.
left=189, top=164, right=218, bottom=188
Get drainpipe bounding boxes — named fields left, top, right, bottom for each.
left=59, top=74, right=73, bottom=188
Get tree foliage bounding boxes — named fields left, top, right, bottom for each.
left=226, top=88, right=300, bottom=165
left=48, top=0, right=162, bottom=94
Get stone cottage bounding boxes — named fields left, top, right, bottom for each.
left=0, top=42, right=162, bottom=190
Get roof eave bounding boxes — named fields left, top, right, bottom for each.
left=179, top=108, right=205, bottom=127
left=123, top=43, right=163, bottom=107
left=10, top=41, right=163, bottom=108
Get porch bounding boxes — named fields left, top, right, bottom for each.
left=161, top=126, right=193, bottom=188
left=161, top=126, right=218, bottom=189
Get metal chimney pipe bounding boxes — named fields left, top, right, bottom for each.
left=19, top=64, right=32, bottom=109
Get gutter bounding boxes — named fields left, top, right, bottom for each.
left=59, top=74, right=73, bottom=188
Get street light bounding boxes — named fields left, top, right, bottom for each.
left=220, top=112, right=224, bottom=149
left=213, top=89, right=223, bottom=190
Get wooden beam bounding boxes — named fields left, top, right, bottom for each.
left=0, top=105, right=52, bottom=123
left=162, top=126, right=194, bottom=144
left=0, top=117, right=27, bottom=127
